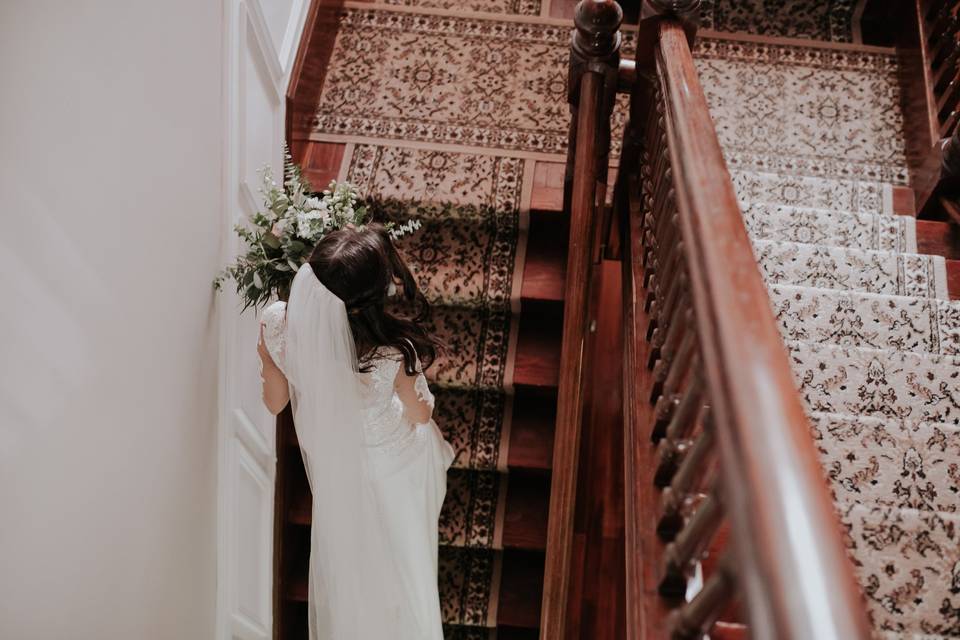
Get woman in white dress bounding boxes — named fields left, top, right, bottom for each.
left=257, top=225, right=455, bottom=639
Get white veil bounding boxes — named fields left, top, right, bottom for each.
left=284, top=265, right=412, bottom=638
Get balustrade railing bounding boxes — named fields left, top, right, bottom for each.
left=543, top=2, right=875, bottom=638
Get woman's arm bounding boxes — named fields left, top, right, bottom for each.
left=258, top=324, right=290, bottom=415
left=393, top=365, right=433, bottom=426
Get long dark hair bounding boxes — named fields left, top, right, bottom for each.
left=308, top=224, right=436, bottom=375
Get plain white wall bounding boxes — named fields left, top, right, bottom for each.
left=0, top=1, right=222, bottom=638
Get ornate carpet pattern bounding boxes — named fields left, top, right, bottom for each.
left=700, top=0, right=862, bottom=43
left=698, top=36, right=960, bottom=636
left=380, top=0, right=542, bottom=16
left=696, top=42, right=907, bottom=184
left=306, top=6, right=637, bottom=159
left=311, top=9, right=573, bottom=156
left=345, top=141, right=524, bottom=629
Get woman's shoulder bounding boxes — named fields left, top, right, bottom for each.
left=261, top=300, right=287, bottom=325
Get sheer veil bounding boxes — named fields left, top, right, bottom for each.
left=284, top=265, right=413, bottom=638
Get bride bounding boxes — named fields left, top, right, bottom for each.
left=256, top=224, right=455, bottom=639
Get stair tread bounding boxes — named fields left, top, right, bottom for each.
left=730, top=168, right=890, bottom=214
left=787, top=339, right=960, bottom=426
left=741, top=201, right=917, bottom=253
left=753, top=239, right=950, bottom=300
left=768, top=283, right=960, bottom=357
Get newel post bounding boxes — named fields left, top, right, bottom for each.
left=563, top=0, right=623, bottom=215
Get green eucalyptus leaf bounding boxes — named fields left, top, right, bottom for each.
left=262, top=233, right=281, bottom=249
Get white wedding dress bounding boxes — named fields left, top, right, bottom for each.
left=260, top=266, right=454, bottom=640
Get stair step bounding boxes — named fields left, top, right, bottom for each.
left=741, top=202, right=916, bottom=253
left=788, top=340, right=960, bottom=426
left=521, top=210, right=567, bottom=306
left=496, top=550, right=544, bottom=630
left=808, top=411, right=960, bottom=514
left=514, top=310, right=562, bottom=389
left=753, top=240, right=949, bottom=300
left=731, top=170, right=889, bottom=214
left=501, top=472, right=550, bottom=550
left=838, top=503, right=960, bottom=638
left=768, top=284, right=960, bottom=357
left=507, top=391, right=555, bottom=472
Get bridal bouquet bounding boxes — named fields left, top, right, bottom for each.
left=214, top=150, right=420, bottom=310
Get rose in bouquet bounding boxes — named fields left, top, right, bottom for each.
left=214, top=150, right=420, bottom=310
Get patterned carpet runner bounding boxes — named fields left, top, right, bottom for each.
left=307, top=2, right=960, bottom=636
left=708, top=43, right=960, bottom=639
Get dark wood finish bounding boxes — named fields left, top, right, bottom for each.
left=500, top=550, right=547, bottom=629
left=542, top=2, right=623, bottom=637
left=917, top=218, right=960, bottom=258
left=892, top=186, right=918, bottom=215
left=291, top=141, right=345, bottom=191
left=509, top=392, right=557, bottom=472
left=614, top=13, right=873, bottom=639
left=503, top=472, right=552, bottom=550
left=564, top=260, right=627, bottom=640
left=656, top=21, right=869, bottom=638
left=286, top=0, right=346, bottom=144
left=522, top=211, right=568, bottom=305
left=515, top=315, right=563, bottom=390
left=947, top=258, right=960, bottom=298
left=897, top=0, right=943, bottom=212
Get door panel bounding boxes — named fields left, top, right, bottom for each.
left=218, top=1, right=310, bottom=638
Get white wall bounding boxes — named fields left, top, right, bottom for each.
left=0, top=2, right=223, bottom=638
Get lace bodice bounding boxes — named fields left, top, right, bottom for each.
left=260, top=301, right=436, bottom=452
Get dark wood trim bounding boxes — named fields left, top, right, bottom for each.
left=542, top=2, right=623, bottom=637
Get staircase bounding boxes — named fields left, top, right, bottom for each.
left=273, top=0, right=960, bottom=638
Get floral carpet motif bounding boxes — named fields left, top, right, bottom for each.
left=700, top=33, right=960, bottom=636
left=700, top=0, right=861, bottom=43
left=754, top=241, right=948, bottom=300
left=742, top=203, right=916, bottom=252
left=697, top=42, right=907, bottom=184
left=380, top=0, right=542, bottom=16
left=771, top=285, right=960, bottom=357
left=346, top=142, right=522, bottom=629
left=312, top=9, right=572, bottom=155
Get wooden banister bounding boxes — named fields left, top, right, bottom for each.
left=550, top=3, right=873, bottom=638
left=542, top=2, right=622, bottom=638
left=649, top=21, right=870, bottom=639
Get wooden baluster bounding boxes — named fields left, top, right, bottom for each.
left=659, top=490, right=723, bottom=598
left=657, top=414, right=714, bottom=537
left=651, top=328, right=696, bottom=432
left=654, top=372, right=705, bottom=486
left=668, top=558, right=736, bottom=640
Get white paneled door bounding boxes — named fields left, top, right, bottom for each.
left=217, top=1, right=310, bottom=638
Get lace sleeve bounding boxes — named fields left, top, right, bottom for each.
left=394, top=366, right=434, bottom=426
left=413, top=373, right=435, bottom=411
left=260, top=301, right=287, bottom=374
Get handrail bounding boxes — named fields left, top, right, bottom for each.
left=610, top=4, right=874, bottom=638
left=648, top=20, right=870, bottom=639
left=541, top=2, right=622, bottom=638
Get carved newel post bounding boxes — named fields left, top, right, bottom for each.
left=563, top=0, right=623, bottom=213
